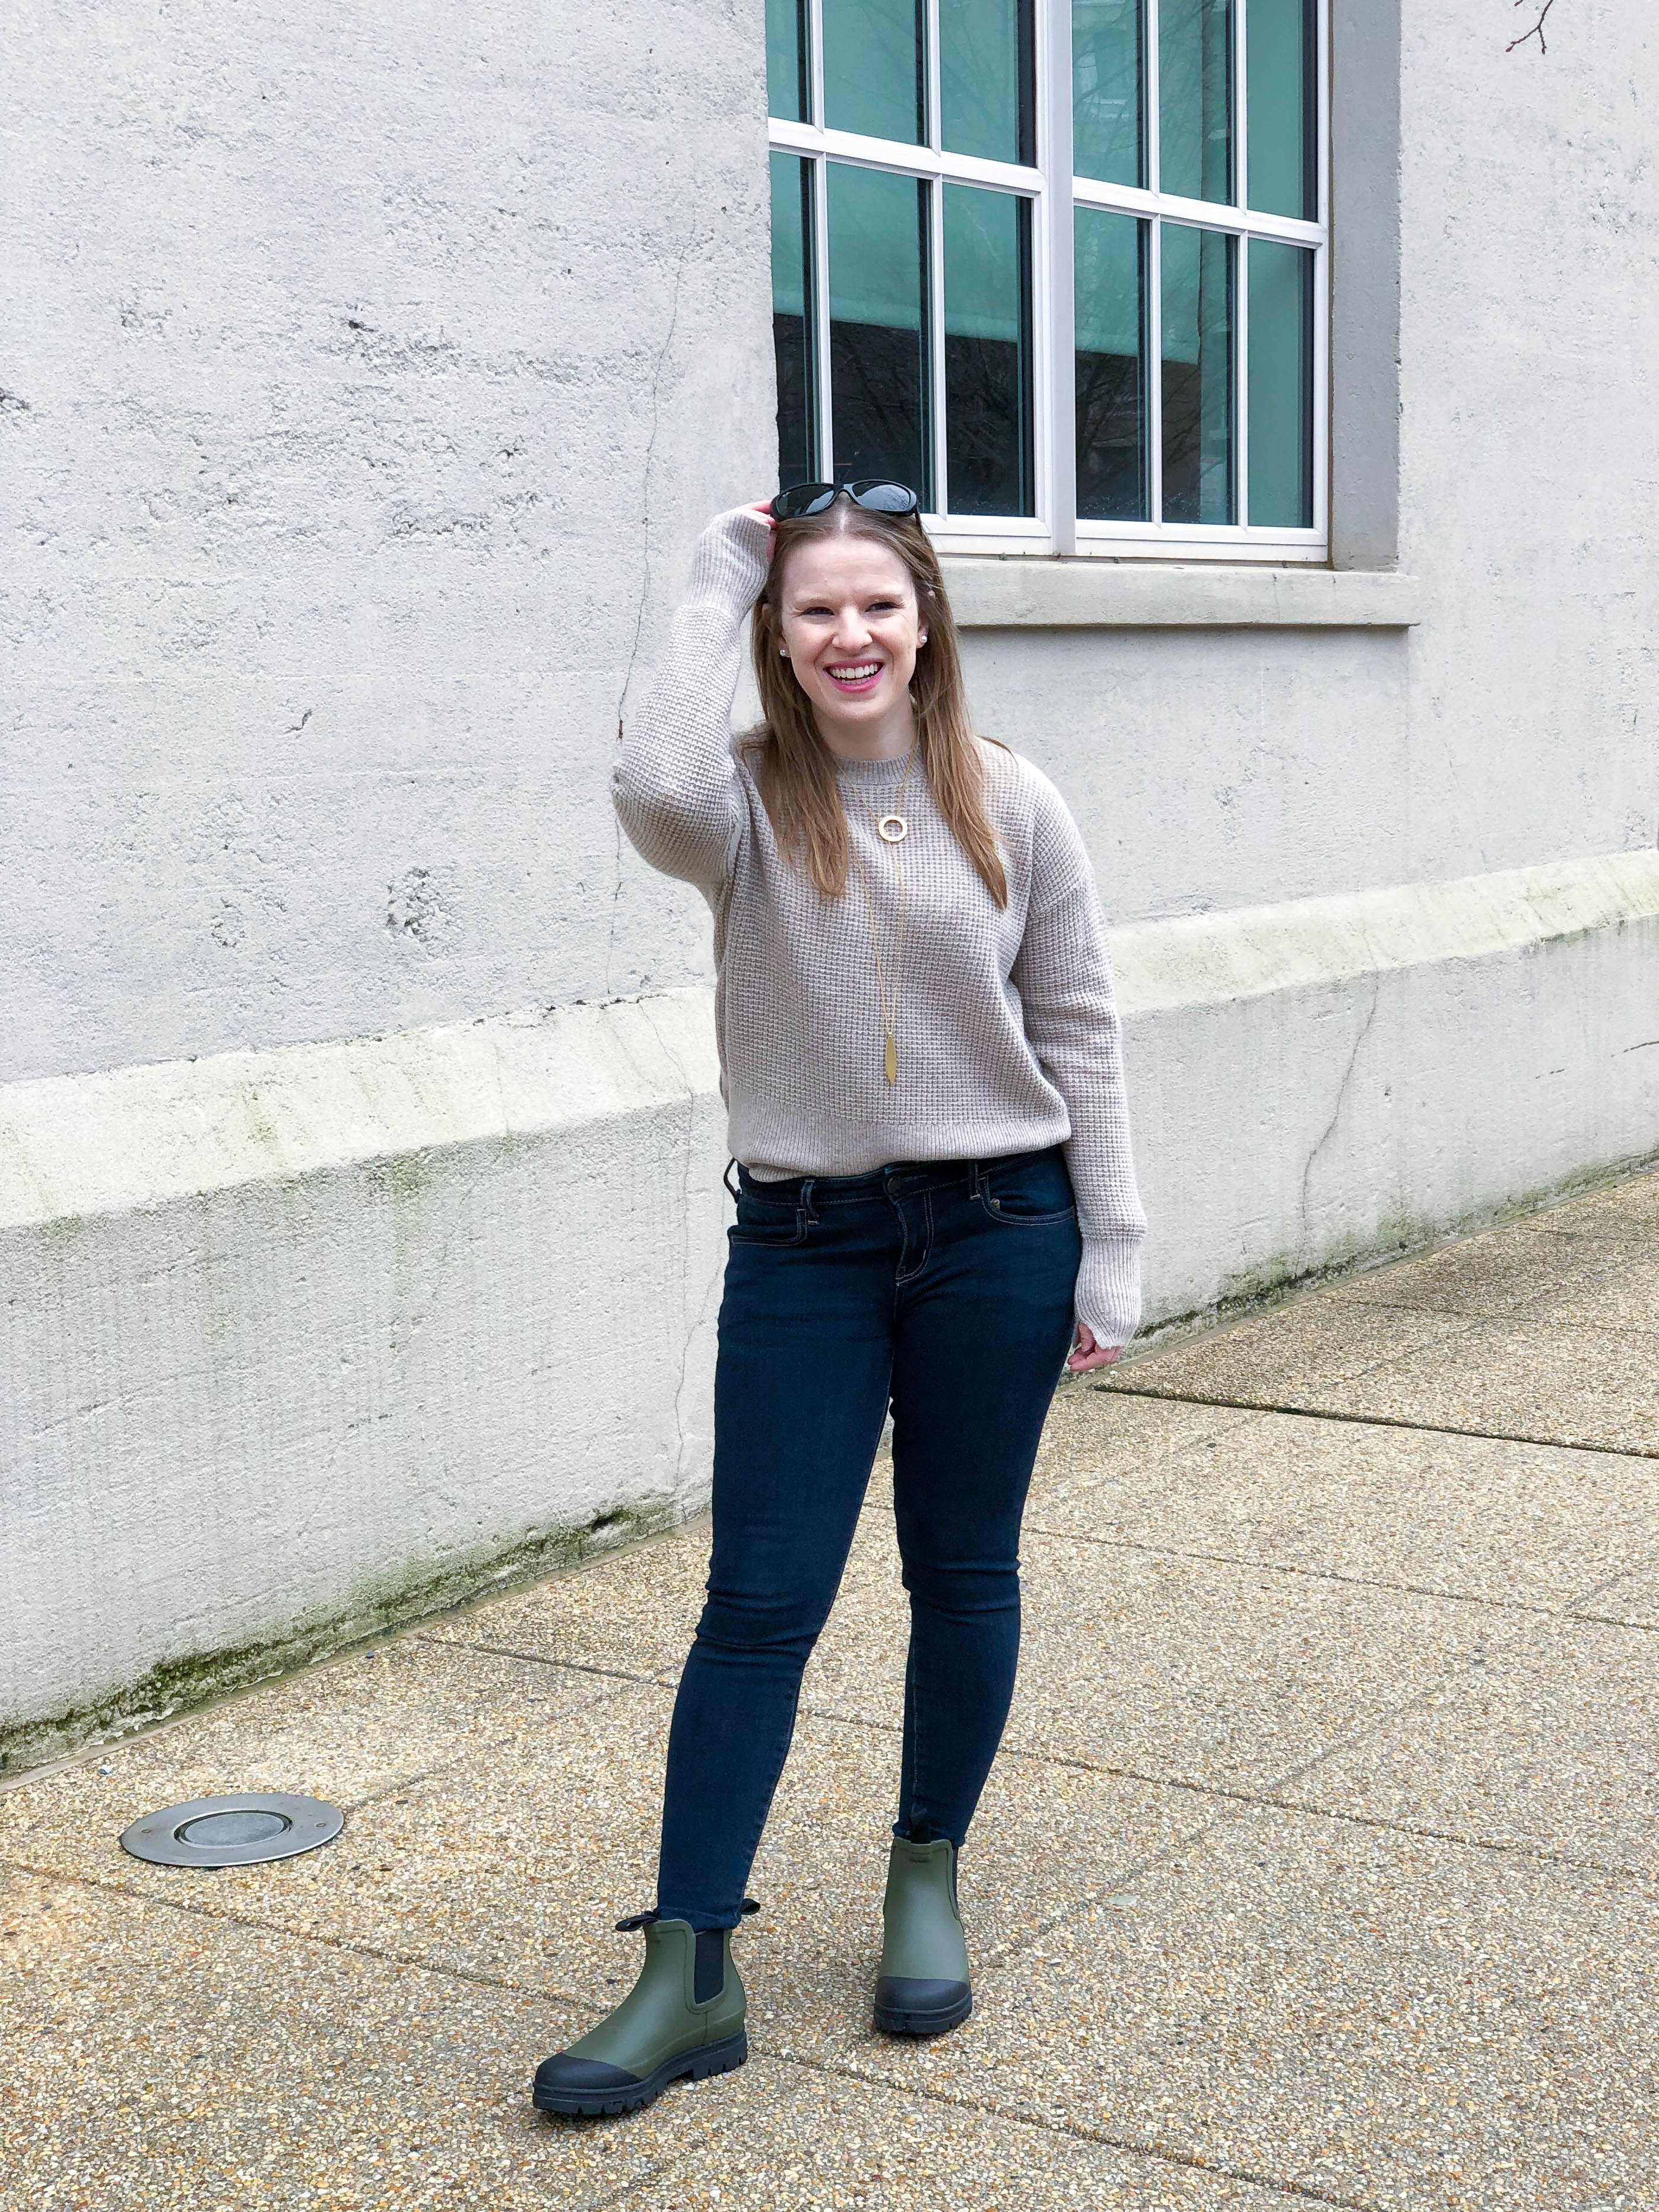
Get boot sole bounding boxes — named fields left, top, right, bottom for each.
left=533, top=2030, right=748, bottom=2118
left=874, top=1991, right=973, bottom=2038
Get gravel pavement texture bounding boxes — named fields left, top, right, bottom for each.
left=5, top=1169, right=1658, bottom=2208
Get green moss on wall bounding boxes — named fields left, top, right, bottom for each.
left=0, top=1493, right=679, bottom=1780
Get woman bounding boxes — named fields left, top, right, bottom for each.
left=533, top=482, right=1145, bottom=2118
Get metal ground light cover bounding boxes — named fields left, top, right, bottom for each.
left=119, top=1792, right=345, bottom=1868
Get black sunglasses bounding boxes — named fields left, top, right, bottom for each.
left=770, top=479, right=921, bottom=521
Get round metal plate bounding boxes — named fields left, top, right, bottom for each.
left=877, top=814, right=908, bottom=843
left=119, top=1792, right=345, bottom=1868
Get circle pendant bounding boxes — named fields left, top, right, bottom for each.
left=878, top=814, right=908, bottom=844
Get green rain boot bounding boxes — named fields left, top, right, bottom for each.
left=532, top=1913, right=748, bottom=2118
left=874, top=1832, right=972, bottom=2037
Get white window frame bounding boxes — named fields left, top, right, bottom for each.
left=767, top=0, right=1330, bottom=562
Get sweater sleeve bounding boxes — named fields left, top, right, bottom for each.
left=613, top=505, right=774, bottom=892
left=1010, top=776, right=1147, bottom=1349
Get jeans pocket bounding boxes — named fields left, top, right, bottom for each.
left=978, top=1149, right=1077, bottom=1227
left=728, top=1196, right=808, bottom=1248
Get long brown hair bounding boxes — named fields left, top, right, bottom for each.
left=746, top=503, right=1008, bottom=907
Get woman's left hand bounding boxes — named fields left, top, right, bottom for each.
left=1067, top=1324, right=1120, bottom=1374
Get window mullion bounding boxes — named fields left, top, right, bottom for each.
left=1236, top=234, right=1250, bottom=525
left=1043, top=0, right=1074, bottom=553
left=1147, top=217, right=1163, bottom=526
left=924, top=0, right=943, bottom=514
left=1233, top=0, right=1248, bottom=209
left=927, top=179, right=947, bottom=516
left=811, top=154, right=833, bottom=480
left=1233, top=0, right=1247, bottom=527
left=1146, top=0, right=1162, bottom=526
left=926, top=0, right=942, bottom=150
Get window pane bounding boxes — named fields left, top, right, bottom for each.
left=941, top=0, right=1034, bottom=165
left=827, top=163, right=931, bottom=500
left=1161, top=222, right=1233, bottom=522
left=1159, top=0, right=1233, bottom=204
left=1073, top=0, right=1143, bottom=188
left=943, top=184, right=1032, bottom=516
left=771, top=154, right=819, bottom=489
left=823, top=0, right=924, bottom=145
left=1246, top=0, right=1314, bottom=218
left=766, top=0, right=808, bottom=123
left=1075, top=208, right=1147, bottom=520
left=1247, top=237, right=1312, bottom=526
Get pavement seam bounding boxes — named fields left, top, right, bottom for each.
left=754, top=2050, right=1377, bottom=2210
left=1021, top=1524, right=1640, bottom=1621
left=0, top=1853, right=598, bottom=2007
left=1095, top=1385, right=1659, bottom=1461
left=1562, top=1545, right=1659, bottom=1626
left=409, top=1636, right=671, bottom=1687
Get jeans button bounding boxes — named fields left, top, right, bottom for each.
left=885, top=1175, right=900, bottom=1196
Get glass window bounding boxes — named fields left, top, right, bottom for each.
left=944, top=184, right=1034, bottom=516
left=766, top=0, right=809, bottom=126
left=940, top=0, right=1035, bottom=166
left=827, top=163, right=932, bottom=499
left=770, top=153, right=819, bottom=488
left=1246, top=0, right=1315, bottom=220
left=1247, top=237, right=1312, bottom=525
left=1159, top=0, right=1233, bottom=204
left=768, top=0, right=1324, bottom=547
left=1161, top=223, right=1233, bottom=523
left=1075, top=208, right=1147, bottom=519
left=1073, top=0, right=1144, bottom=188
left=823, top=0, right=925, bottom=144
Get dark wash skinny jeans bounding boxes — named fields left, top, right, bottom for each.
left=655, top=1145, right=1083, bottom=1931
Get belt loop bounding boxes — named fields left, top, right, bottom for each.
left=970, top=1158, right=986, bottom=1198
left=799, top=1176, right=818, bottom=1225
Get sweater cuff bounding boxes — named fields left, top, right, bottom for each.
left=1074, top=1234, right=1143, bottom=1351
left=686, top=506, right=773, bottom=617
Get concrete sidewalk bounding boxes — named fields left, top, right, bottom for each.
left=4, top=1174, right=1658, bottom=2210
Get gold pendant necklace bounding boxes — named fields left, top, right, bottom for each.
left=844, top=746, right=916, bottom=1086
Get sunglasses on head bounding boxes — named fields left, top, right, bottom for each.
left=769, top=479, right=921, bottom=521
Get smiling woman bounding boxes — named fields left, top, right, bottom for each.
left=529, top=488, right=1146, bottom=2117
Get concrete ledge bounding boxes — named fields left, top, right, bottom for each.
left=1113, top=850, right=1659, bottom=1011
left=5, top=852, right=1657, bottom=1766
left=1, top=990, right=728, bottom=1770
left=941, top=557, right=1421, bottom=630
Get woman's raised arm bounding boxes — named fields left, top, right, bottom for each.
left=613, top=504, right=773, bottom=893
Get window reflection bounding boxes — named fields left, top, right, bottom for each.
left=770, top=154, right=818, bottom=488
left=1073, top=0, right=1143, bottom=189
left=1247, top=237, right=1312, bottom=525
left=1162, top=222, right=1234, bottom=523
left=823, top=0, right=925, bottom=145
left=1159, top=0, right=1233, bottom=204
left=828, top=164, right=932, bottom=499
left=766, top=0, right=808, bottom=125
left=1247, top=0, right=1315, bottom=220
left=1076, top=208, right=1147, bottom=521
left=940, top=0, right=1035, bottom=166
left=944, top=185, right=1033, bottom=516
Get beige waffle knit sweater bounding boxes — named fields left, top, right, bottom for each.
left=614, top=506, right=1146, bottom=1347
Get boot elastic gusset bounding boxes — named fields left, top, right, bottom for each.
left=874, top=1835, right=972, bottom=2038
left=533, top=1919, right=747, bottom=2117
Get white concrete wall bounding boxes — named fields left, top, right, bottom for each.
left=1, top=0, right=774, bottom=1085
